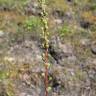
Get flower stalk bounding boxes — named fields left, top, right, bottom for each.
left=38, top=0, right=49, bottom=96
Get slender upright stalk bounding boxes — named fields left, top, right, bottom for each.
left=38, top=0, right=49, bottom=96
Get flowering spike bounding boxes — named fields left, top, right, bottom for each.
left=38, top=0, right=50, bottom=96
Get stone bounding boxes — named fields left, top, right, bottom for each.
left=91, top=41, right=96, bottom=54
left=49, top=36, right=75, bottom=64
left=24, top=1, right=41, bottom=16
left=80, top=39, right=90, bottom=46
left=52, top=9, right=64, bottom=19
left=0, top=30, right=4, bottom=37
left=54, top=18, right=63, bottom=24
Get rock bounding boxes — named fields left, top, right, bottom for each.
left=24, top=1, right=41, bottom=16
left=9, top=40, right=42, bottom=62
left=91, top=41, right=96, bottom=54
left=0, top=30, right=5, bottom=37
left=52, top=9, right=64, bottom=19
left=60, top=43, right=73, bottom=54
left=52, top=9, right=65, bottom=24
left=54, top=18, right=63, bottom=24
left=65, top=11, right=73, bottom=20
left=49, top=36, right=75, bottom=64
left=80, top=38, right=91, bottom=46
left=67, top=55, right=77, bottom=62
left=0, top=5, right=10, bottom=11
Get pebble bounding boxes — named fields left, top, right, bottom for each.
left=91, top=41, right=96, bottom=54
left=0, top=30, right=4, bottom=37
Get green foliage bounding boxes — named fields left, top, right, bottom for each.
left=59, top=25, right=70, bottom=37
left=24, top=17, right=42, bottom=32
left=0, top=71, right=8, bottom=80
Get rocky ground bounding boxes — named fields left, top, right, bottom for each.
left=0, top=0, right=96, bottom=96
